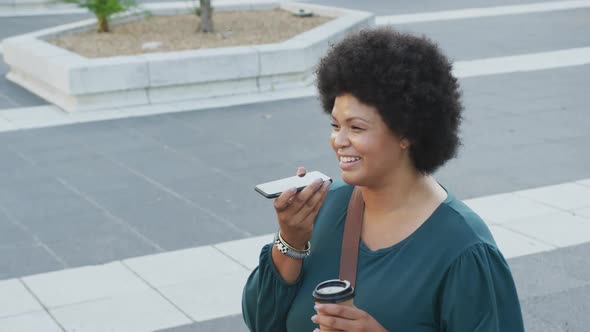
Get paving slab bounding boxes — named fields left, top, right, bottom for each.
left=575, top=207, right=590, bottom=218
left=0, top=279, right=43, bottom=318
left=0, top=117, right=15, bottom=130
left=158, top=270, right=251, bottom=322
left=123, top=246, right=247, bottom=287
left=0, top=311, right=63, bottom=332
left=49, top=288, right=191, bottom=332
left=515, top=182, right=590, bottom=210
left=488, top=225, right=555, bottom=258
left=502, top=211, right=590, bottom=247
left=464, top=193, right=562, bottom=224
left=22, top=261, right=151, bottom=308
left=214, top=233, right=274, bottom=270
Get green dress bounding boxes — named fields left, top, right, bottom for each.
left=242, top=181, right=525, bottom=332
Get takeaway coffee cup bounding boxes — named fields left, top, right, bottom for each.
left=312, top=279, right=355, bottom=330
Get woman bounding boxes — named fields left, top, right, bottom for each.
left=242, top=28, right=524, bottom=332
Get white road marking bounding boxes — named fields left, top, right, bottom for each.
left=453, top=47, right=590, bottom=78
left=376, top=0, right=590, bottom=25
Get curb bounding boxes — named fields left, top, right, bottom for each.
left=0, top=86, right=317, bottom=132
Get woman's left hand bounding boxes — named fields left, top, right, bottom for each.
left=312, top=303, right=388, bottom=332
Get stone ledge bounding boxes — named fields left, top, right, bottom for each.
left=0, top=0, right=80, bottom=12
left=3, top=1, right=374, bottom=112
left=0, top=0, right=278, bottom=11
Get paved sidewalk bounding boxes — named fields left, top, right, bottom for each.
left=0, top=62, right=588, bottom=277
left=1, top=179, right=590, bottom=331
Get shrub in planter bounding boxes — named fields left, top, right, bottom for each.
left=59, top=0, right=142, bottom=33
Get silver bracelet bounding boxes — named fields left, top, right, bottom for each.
left=273, top=232, right=311, bottom=260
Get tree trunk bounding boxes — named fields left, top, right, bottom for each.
left=98, top=17, right=109, bottom=33
left=199, top=0, right=213, bottom=33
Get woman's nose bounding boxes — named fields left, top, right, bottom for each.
left=332, top=129, right=350, bottom=148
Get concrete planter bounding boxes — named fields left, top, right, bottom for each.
left=0, top=0, right=77, bottom=10
left=2, top=1, right=374, bottom=112
left=0, top=0, right=48, bottom=7
left=0, top=0, right=46, bottom=7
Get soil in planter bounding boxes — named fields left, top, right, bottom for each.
left=48, top=9, right=333, bottom=58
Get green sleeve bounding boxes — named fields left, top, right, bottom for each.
left=242, top=244, right=303, bottom=332
left=438, top=243, right=525, bottom=332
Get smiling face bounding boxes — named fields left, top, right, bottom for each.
left=330, top=93, right=411, bottom=188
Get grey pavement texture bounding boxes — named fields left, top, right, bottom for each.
left=0, top=14, right=91, bottom=41
left=0, top=1, right=589, bottom=331
left=393, top=8, right=590, bottom=61
left=1, top=64, right=589, bottom=279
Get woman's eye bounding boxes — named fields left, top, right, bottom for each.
left=330, top=123, right=339, bottom=129
left=351, top=126, right=364, bottom=131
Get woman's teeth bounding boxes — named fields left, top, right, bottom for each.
left=340, top=156, right=361, bottom=163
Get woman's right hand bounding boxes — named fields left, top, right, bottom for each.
left=273, top=167, right=332, bottom=250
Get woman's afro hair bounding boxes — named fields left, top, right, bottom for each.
left=316, top=28, right=463, bottom=174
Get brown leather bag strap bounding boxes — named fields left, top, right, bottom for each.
left=339, top=187, right=364, bottom=289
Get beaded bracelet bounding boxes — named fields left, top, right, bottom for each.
left=273, top=231, right=311, bottom=260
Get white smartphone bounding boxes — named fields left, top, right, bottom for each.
left=255, top=171, right=332, bottom=199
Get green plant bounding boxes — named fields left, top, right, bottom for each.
left=59, top=0, right=141, bottom=33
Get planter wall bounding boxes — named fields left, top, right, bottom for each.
left=0, top=0, right=77, bottom=10
left=2, top=1, right=374, bottom=112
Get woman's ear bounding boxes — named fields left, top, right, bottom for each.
left=400, top=138, right=411, bottom=150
